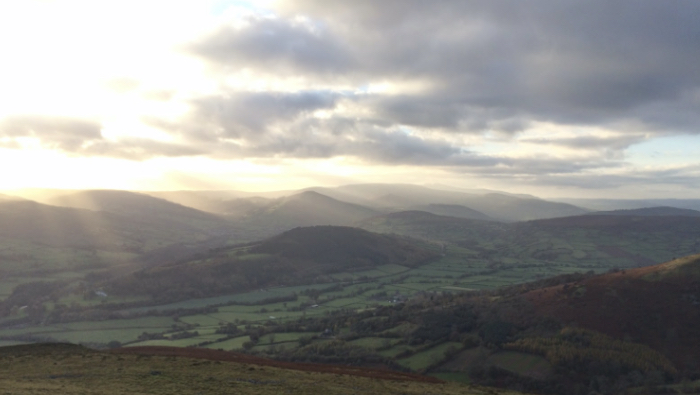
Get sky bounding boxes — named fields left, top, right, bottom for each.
left=1, top=0, right=699, bottom=198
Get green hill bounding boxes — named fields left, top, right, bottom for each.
left=360, top=211, right=700, bottom=270
left=105, top=226, right=439, bottom=302
left=251, top=226, right=438, bottom=270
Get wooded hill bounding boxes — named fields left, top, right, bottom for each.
left=104, top=226, right=439, bottom=302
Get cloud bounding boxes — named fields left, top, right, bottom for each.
left=188, top=1, right=700, bottom=136
left=0, top=116, right=103, bottom=151
left=181, top=90, right=340, bottom=140
left=522, top=135, right=648, bottom=151
left=0, top=115, right=202, bottom=160
left=188, top=15, right=354, bottom=75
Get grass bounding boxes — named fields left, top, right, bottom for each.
left=204, top=335, right=251, bottom=350
left=487, top=351, right=552, bottom=379
left=430, top=372, right=472, bottom=384
left=397, top=342, right=462, bottom=371
left=349, top=337, right=400, bottom=350
left=0, top=343, right=521, bottom=395
left=127, top=334, right=226, bottom=348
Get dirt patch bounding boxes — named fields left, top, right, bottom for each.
left=111, top=346, right=442, bottom=383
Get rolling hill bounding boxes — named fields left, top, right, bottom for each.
left=250, top=225, right=439, bottom=270
left=146, top=184, right=589, bottom=222
left=360, top=211, right=700, bottom=270
left=303, top=184, right=588, bottom=221
left=238, top=191, right=381, bottom=237
left=105, top=226, right=439, bottom=302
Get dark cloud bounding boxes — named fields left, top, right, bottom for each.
left=184, top=90, right=340, bottom=139
left=189, top=1, right=700, bottom=135
left=522, top=135, right=648, bottom=151
left=188, top=15, right=354, bottom=74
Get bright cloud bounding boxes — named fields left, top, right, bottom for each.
left=1, top=0, right=699, bottom=198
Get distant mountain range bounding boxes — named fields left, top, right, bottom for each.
left=144, top=184, right=589, bottom=223
left=556, top=197, right=700, bottom=212
left=587, top=206, right=700, bottom=217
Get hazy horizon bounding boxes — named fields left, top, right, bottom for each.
left=1, top=1, right=699, bottom=199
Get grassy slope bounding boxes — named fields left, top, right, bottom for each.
left=0, top=343, right=523, bottom=395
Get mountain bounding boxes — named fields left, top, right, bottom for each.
left=240, top=191, right=380, bottom=237
left=525, top=253, right=700, bottom=368
left=555, top=198, right=700, bottom=212
left=303, top=184, right=588, bottom=221
left=0, top=193, right=23, bottom=201
left=147, top=184, right=589, bottom=222
left=587, top=206, right=700, bottom=217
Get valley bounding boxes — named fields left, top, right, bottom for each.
left=2, top=184, right=700, bottom=395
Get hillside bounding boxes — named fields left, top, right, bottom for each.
left=360, top=211, right=700, bottom=270
left=0, top=343, right=512, bottom=395
left=239, top=191, right=380, bottom=237
left=105, top=226, right=439, bottom=302
left=251, top=226, right=439, bottom=269
left=525, top=253, right=700, bottom=368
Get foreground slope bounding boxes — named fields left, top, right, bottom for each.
left=0, top=343, right=519, bottom=395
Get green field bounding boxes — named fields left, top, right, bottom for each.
left=396, top=342, right=463, bottom=371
